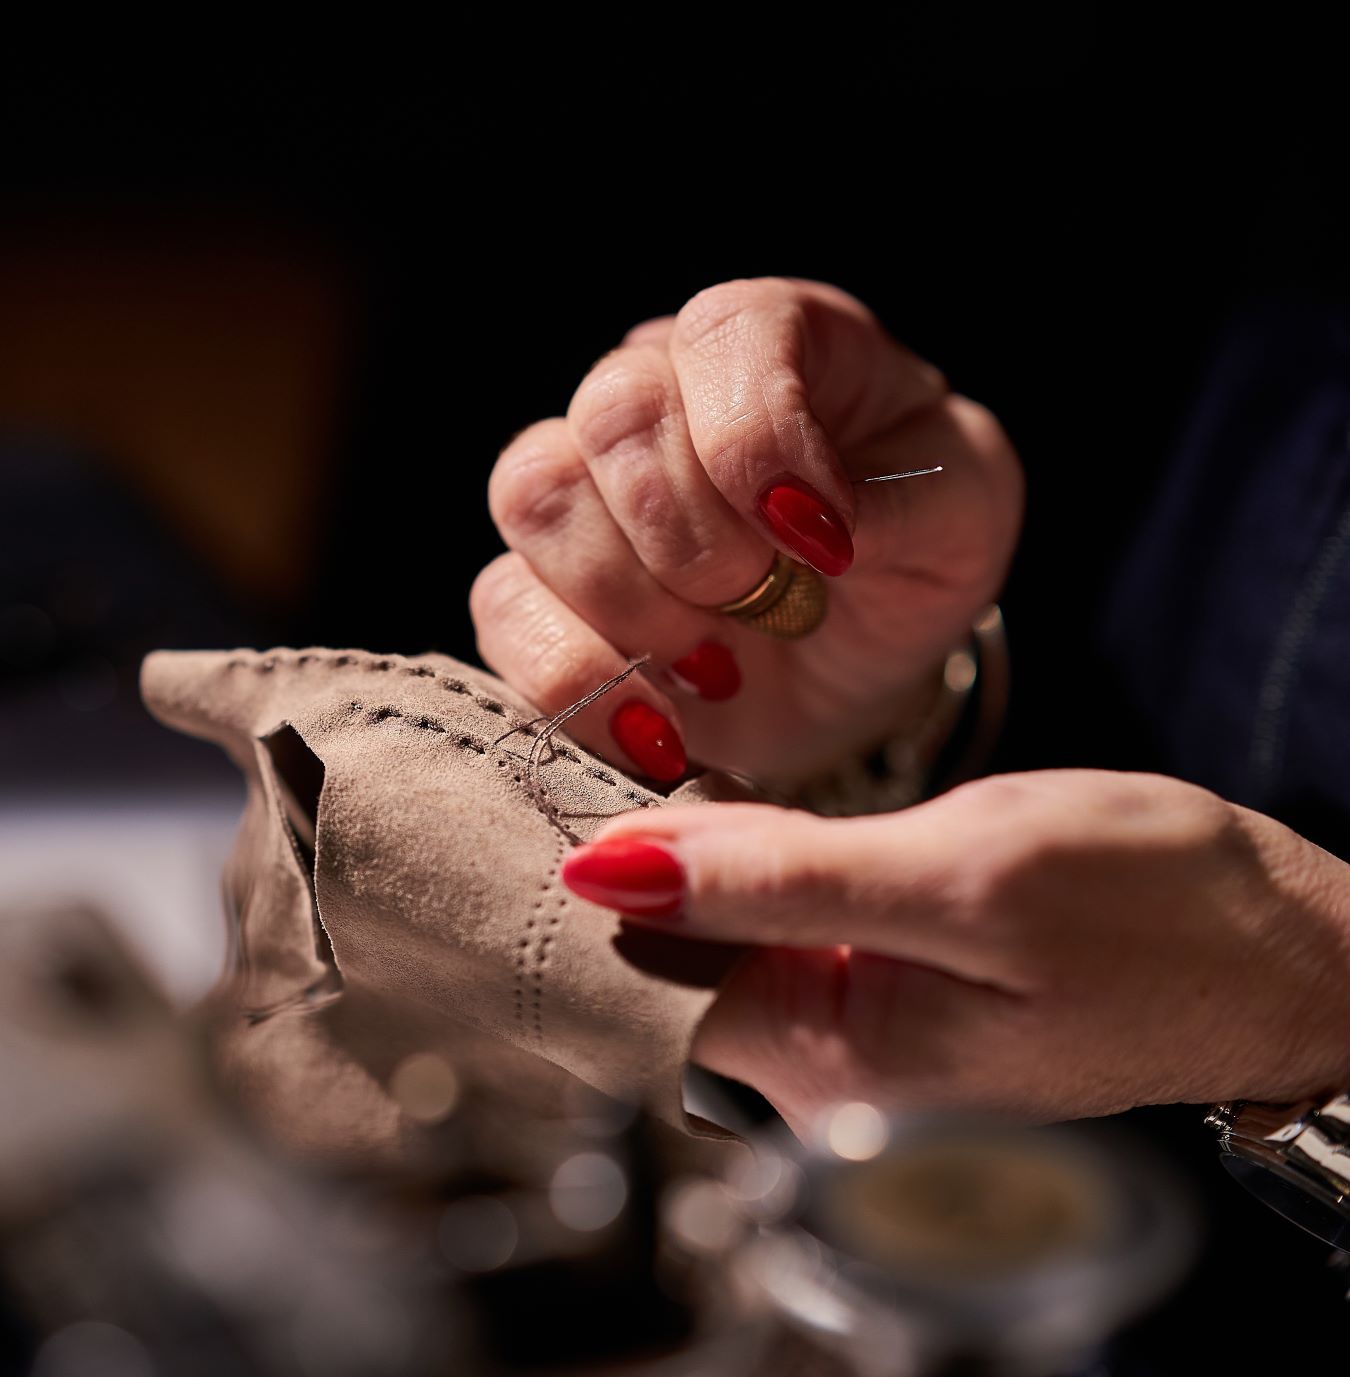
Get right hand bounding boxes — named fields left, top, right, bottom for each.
left=470, top=277, right=1023, bottom=788
left=563, top=771, right=1350, bottom=1132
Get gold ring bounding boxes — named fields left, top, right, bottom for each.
left=708, top=552, right=827, bottom=640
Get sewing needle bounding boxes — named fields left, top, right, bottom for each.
left=855, top=465, right=943, bottom=484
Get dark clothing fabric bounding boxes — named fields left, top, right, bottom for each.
left=1106, top=299, right=1350, bottom=855
left=1097, top=300, right=1350, bottom=1364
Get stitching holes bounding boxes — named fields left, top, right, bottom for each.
left=229, top=652, right=645, bottom=800
left=529, top=841, right=566, bottom=1041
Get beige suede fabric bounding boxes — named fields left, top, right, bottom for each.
left=140, top=648, right=747, bottom=1163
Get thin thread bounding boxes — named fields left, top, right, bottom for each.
left=523, top=657, right=651, bottom=844
left=226, top=647, right=679, bottom=831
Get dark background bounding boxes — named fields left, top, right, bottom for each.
left=3, top=37, right=1345, bottom=747
left=3, top=28, right=1349, bottom=1369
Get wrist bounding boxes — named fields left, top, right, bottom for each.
left=787, top=605, right=1008, bottom=817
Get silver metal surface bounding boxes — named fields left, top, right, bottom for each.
left=855, top=466, right=944, bottom=484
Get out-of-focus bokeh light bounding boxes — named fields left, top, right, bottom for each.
left=824, top=1102, right=889, bottom=1162
left=438, top=1196, right=519, bottom=1273
left=724, top=1146, right=801, bottom=1224
left=388, top=1052, right=460, bottom=1125
left=31, top=1321, right=154, bottom=1377
left=943, top=647, right=978, bottom=694
left=664, top=1178, right=742, bottom=1256
left=548, top=1152, right=627, bottom=1232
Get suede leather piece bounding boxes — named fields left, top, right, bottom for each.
left=141, top=647, right=745, bottom=1158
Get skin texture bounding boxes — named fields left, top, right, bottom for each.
left=473, top=277, right=1023, bottom=787
left=576, top=774, right=1350, bottom=1135
left=473, top=277, right=1350, bottom=1126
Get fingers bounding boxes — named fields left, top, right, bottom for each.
left=469, top=551, right=689, bottom=782
left=667, top=278, right=948, bottom=575
left=559, top=799, right=1029, bottom=990
left=565, top=346, right=771, bottom=606
left=491, top=279, right=974, bottom=667
left=487, top=418, right=746, bottom=698
left=691, top=948, right=1032, bottom=1132
left=849, top=395, right=1026, bottom=599
left=620, top=314, right=677, bottom=349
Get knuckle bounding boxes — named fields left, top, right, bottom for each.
left=949, top=394, right=1009, bottom=453
left=946, top=829, right=1045, bottom=925
left=516, top=637, right=601, bottom=710
left=1139, top=773, right=1236, bottom=849
left=609, top=464, right=684, bottom=543
left=467, top=552, right=529, bottom=629
left=487, top=424, right=587, bottom=540
left=672, top=278, right=791, bottom=353
left=948, top=394, right=1025, bottom=504
left=939, top=774, right=1042, bottom=831
left=620, top=314, right=677, bottom=348
left=468, top=560, right=599, bottom=708
left=567, top=349, right=674, bottom=461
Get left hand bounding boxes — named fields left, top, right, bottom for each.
left=560, top=769, right=1350, bottom=1133
left=472, top=278, right=1022, bottom=789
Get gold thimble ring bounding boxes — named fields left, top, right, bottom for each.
left=709, top=552, right=828, bottom=640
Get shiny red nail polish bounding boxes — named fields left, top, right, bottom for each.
left=561, top=838, right=685, bottom=917
left=757, top=480, right=854, bottom=576
left=669, top=640, right=741, bottom=702
left=609, top=700, right=687, bottom=781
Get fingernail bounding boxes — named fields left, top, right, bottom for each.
left=757, top=480, right=854, bottom=576
left=609, top=700, right=687, bottom=781
left=669, top=640, right=741, bottom=702
left=561, top=838, right=685, bottom=917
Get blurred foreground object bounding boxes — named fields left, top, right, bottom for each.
left=0, top=904, right=1196, bottom=1374
left=0, top=901, right=762, bottom=1375
left=723, top=1106, right=1197, bottom=1377
left=0, top=901, right=451, bottom=1376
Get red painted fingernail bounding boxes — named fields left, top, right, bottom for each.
left=561, top=838, right=685, bottom=917
left=609, top=700, right=687, bottom=782
left=757, top=480, right=854, bottom=576
left=669, top=640, right=741, bottom=702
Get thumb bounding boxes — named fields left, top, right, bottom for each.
left=560, top=801, right=1013, bottom=989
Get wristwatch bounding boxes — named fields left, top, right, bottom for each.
left=1206, top=1095, right=1350, bottom=1249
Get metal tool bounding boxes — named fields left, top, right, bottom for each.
left=855, top=465, right=944, bottom=485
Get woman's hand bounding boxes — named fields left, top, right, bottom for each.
left=471, top=278, right=1022, bottom=788
left=559, top=770, right=1350, bottom=1133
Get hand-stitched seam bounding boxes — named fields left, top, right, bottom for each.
left=526, top=838, right=567, bottom=1042
left=517, top=875, right=549, bottom=1034
left=225, top=650, right=656, bottom=807
left=342, top=701, right=659, bottom=812
left=222, top=654, right=661, bottom=1046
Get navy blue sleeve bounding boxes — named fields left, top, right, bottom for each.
left=1103, top=299, right=1350, bottom=854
